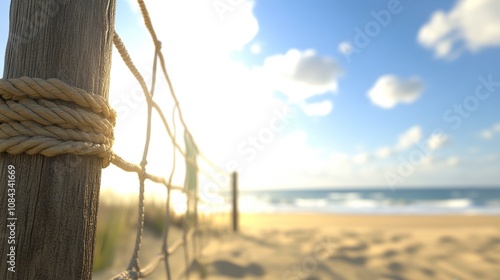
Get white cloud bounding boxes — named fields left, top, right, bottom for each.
left=260, top=49, right=343, bottom=102
left=367, top=75, right=424, bottom=108
left=126, top=0, right=258, bottom=55
left=479, top=122, right=500, bottom=139
left=112, top=0, right=265, bottom=147
left=105, top=0, right=306, bottom=193
left=477, top=155, right=497, bottom=164
left=427, top=133, right=450, bottom=151
left=352, top=153, right=370, bottom=164
left=327, top=152, right=351, bottom=167
left=420, top=155, right=460, bottom=169
left=374, top=127, right=448, bottom=160
left=106, top=0, right=496, bottom=190
left=241, top=130, right=336, bottom=188
left=418, top=0, right=500, bottom=59
left=495, top=123, right=500, bottom=132
left=481, top=130, right=494, bottom=140
left=396, top=126, right=423, bottom=150
left=246, top=124, right=467, bottom=188
left=420, top=155, right=434, bottom=167
left=338, top=41, right=353, bottom=55
left=250, top=42, right=261, bottom=54
left=374, top=127, right=434, bottom=159
left=468, top=146, right=480, bottom=154
left=446, top=156, right=460, bottom=166
left=301, top=100, right=333, bottom=116
left=240, top=124, right=495, bottom=188
left=375, top=146, right=392, bottom=159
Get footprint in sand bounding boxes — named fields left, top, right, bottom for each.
left=390, top=233, right=411, bottom=243
left=211, top=260, right=265, bottom=278
left=368, top=230, right=386, bottom=244
left=439, top=235, right=459, bottom=244
left=329, top=239, right=369, bottom=266
left=231, top=250, right=242, bottom=258
left=382, top=249, right=398, bottom=258
left=419, top=266, right=436, bottom=277
left=404, top=243, right=422, bottom=255
left=437, top=236, right=463, bottom=249
left=387, top=261, right=405, bottom=272
left=337, top=241, right=368, bottom=253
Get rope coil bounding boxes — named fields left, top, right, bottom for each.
left=0, top=77, right=116, bottom=167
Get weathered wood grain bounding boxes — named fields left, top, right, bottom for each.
left=0, top=0, right=116, bottom=279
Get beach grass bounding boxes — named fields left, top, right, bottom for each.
left=92, top=199, right=188, bottom=272
left=93, top=203, right=133, bottom=272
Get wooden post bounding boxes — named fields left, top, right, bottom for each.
left=231, top=172, right=238, bottom=232
left=0, top=1, right=116, bottom=279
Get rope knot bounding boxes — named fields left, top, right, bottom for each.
left=154, top=40, right=162, bottom=53
left=0, top=77, right=116, bottom=167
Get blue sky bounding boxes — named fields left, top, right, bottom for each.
left=0, top=0, right=499, bottom=191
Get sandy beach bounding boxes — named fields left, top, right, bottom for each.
left=93, top=213, right=500, bottom=280
left=196, top=214, right=500, bottom=280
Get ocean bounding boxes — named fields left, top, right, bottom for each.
left=236, top=187, right=500, bottom=215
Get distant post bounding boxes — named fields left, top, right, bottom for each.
left=231, top=172, right=239, bottom=232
